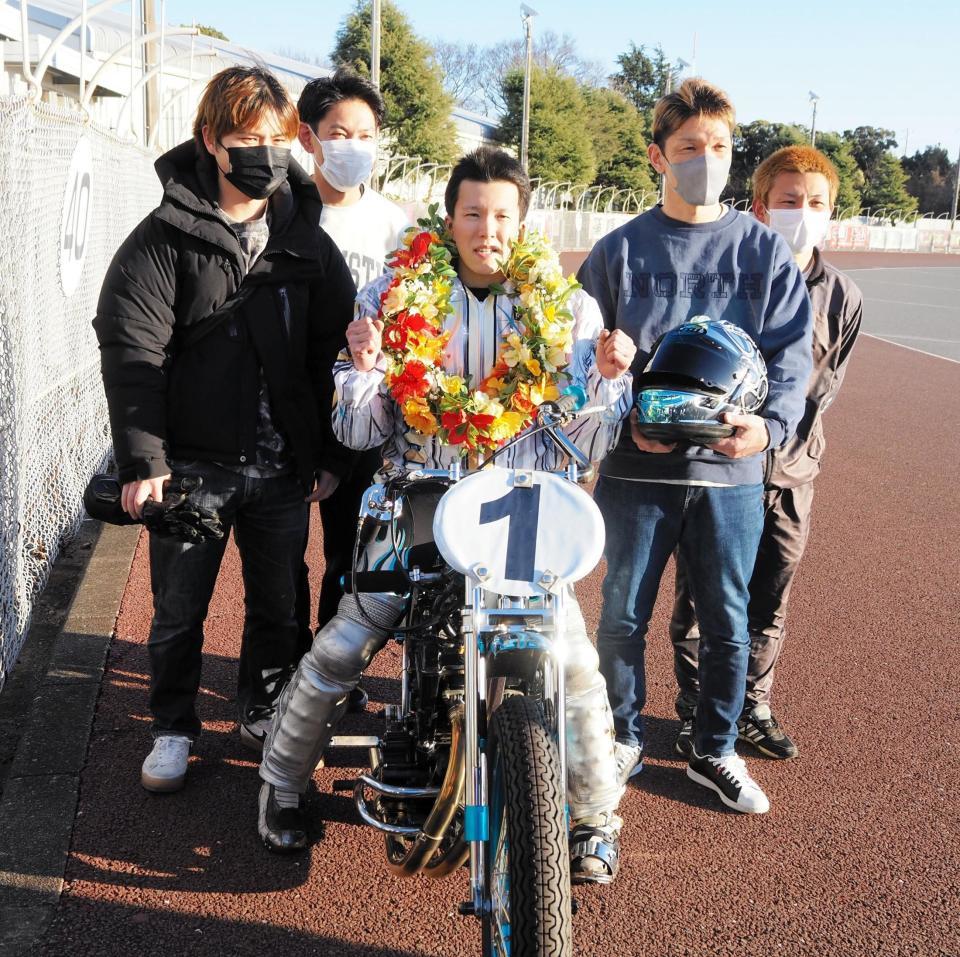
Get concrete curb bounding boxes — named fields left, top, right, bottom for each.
left=0, top=522, right=141, bottom=954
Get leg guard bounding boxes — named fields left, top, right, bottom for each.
left=563, top=598, right=624, bottom=820
left=259, top=591, right=406, bottom=793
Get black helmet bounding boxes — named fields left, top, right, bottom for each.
left=635, top=317, right=768, bottom=445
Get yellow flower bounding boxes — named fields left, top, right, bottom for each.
left=524, top=358, right=542, bottom=376
left=488, top=410, right=528, bottom=442
left=408, top=333, right=447, bottom=365
left=403, top=398, right=438, bottom=436
left=439, top=373, right=465, bottom=396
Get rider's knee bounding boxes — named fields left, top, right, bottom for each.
left=302, top=592, right=405, bottom=685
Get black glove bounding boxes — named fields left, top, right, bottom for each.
left=83, top=474, right=224, bottom=544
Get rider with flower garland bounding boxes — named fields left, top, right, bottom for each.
left=256, top=147, right=637, bottom=885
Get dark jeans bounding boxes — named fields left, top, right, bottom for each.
left=671, top=481, right=816, bottom=716
left=594, top=476, right=764, bottom=758
left=295, top=448, right=383, bottom=646
left=148, top=462, right=308, bottom=738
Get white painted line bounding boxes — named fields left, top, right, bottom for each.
left=844, top=267, right=960, bottom=274
left=851, top=279, right=960, bottom=292
left=862, top=297, right=959, bottom=310
left=862, top=333, right=960, bottom=364
left=881, top=334, right=960, bottom=344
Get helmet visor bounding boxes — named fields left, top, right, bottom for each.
left=637, top=388, right=729, bottom=424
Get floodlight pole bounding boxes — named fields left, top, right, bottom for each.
left=371, top=0, right=381, bottom=86
left=520, top=5, right=537, bottom=171
left=951, top=142, right=959, bottom=228
left=809, top=91, right=820, bottom=147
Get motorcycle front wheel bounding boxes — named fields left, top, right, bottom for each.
left=481, top=694, right=572, bottom=957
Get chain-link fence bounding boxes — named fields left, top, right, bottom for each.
left=0, top=95, right=160, bottom=689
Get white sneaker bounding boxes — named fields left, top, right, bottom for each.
left=687, top=749, right=770, bottom=814
left=613, top=742, right=644, bottom=786
left=141, top=735, right=191, bottom=792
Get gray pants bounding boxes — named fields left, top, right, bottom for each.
left=671, top=483, right=815, bottom=716
left=260, top=589, right=623, bottom=821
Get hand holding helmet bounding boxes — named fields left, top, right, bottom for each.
left=633, top=317, right=769, bottom=449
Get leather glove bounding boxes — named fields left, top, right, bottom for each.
left=83, top=474, right=224, bottom=543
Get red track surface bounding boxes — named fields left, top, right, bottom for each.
left=37, top=268, right=960, bottom=956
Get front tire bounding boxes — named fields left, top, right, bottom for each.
left=482, top=695, right=571, bottom=957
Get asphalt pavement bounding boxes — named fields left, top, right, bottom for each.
left=2, top=253, right=957, bottom=957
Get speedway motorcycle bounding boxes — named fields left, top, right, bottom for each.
left=328, top=394, right=605, bottom=957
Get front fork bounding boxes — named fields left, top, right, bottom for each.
left=462, top=580, right=567, bottom=918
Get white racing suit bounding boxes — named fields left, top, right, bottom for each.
left=260, top=277, right=631, bottom=820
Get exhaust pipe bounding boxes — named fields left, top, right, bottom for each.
left=384, top=704, right=466, bottom=877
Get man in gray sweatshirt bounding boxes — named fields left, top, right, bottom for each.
left=578, top=79, right=813, bottom=815
left=670, top=145, right=862, bottom=762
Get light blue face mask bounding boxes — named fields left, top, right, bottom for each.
left=667, top=152, right=731, bottom=206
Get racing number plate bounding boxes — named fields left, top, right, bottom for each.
left=432, top=469, right=605, bottom=597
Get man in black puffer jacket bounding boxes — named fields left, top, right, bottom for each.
left=94, top=66, right=356, bottom=794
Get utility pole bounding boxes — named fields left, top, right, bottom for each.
left=371, top=0, right=381, bottom=86
left=809, top=91, right=820, bottom=147
left=520, top=5, right=537, bottom=171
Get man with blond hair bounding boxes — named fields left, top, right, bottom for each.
left=670, top=145, right=863, bottom=760
left=94, top=66, right=356, bottom=793
left=578, top=79, right=813, bottom=814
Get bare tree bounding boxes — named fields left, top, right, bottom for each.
left=433, top=41, right=486, bottom=112
left=434, top=31, right=605, bottom=117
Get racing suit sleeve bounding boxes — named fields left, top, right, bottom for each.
left=332, top=274, right=395, bottom=451
left=563, top=288, right=633, bottom=463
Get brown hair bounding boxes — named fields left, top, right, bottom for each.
left=651, top=78, right=736, bottom=149
left=752, top=145, right=840, bottom=208
left=444, top=147, right=532, bottom=219
left=193, top=66, right=299, bottom=151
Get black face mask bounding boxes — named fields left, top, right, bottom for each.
left=218, top=144, right=290, bottom=200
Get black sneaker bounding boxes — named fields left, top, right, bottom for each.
left=687, top=749, right=770, bottom=814
left=737, top=705, right=799, bottom=760
left=347, top=682, right=369, bottom=713
left=258, top=782, right=310, bottom=853
left=675, top=717, right=695, bottom=758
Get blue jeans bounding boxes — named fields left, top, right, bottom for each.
left=594, top=476, right=763, bottom=758
left=148, top=462, right=308, bottom=738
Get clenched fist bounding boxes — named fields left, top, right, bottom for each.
left=346, top=316, right=384, bottom=372
left=595, top=328, right=637, bottom=380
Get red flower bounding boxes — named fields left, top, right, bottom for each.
left=383, top=324, right=408, bottom=351
left=390, top=361, right=430, bottom=405
left=410, top=231, right=433, bottom=260
left=405, top=312, right=431, bottom=333
left=468, top=413, right=496, bottom=431
left=441, top=410, right=467, bottom=431
left=441, top=409, right=471, bottom=445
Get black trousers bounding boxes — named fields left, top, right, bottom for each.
left=295, top=448, right=383, bottom=652
left=148, top=464, right=307, bottom=737
left=670, top=482, right=816, bottom=716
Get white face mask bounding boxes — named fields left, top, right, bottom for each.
left=312, top=134, right=376, bottom=191
left=766, top=207, right=831, bottom=254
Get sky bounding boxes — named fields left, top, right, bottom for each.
left=163, top=0, right=960, bottom=156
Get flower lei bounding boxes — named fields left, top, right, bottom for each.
left=377, top=204, right=580, bottom=452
